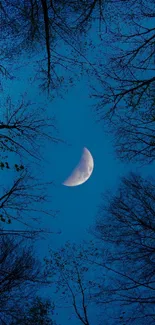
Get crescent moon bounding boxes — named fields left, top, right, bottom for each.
left=62, top=147, right=94, bottom=187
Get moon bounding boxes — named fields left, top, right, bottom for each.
left=62, top=147, right=94, bottom=187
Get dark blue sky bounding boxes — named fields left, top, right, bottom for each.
left=35, top=80, right=132, bottom=249
left=1, top=27, right=154, bottom=324
left=1, top=62, right=130, bottom=324
left=1, top=64, right=131, bottom=245
left=2, top=55, right=154, bottom=245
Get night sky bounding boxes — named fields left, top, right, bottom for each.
left=2, top=63, right=153, bottom=325
left=0, top=1, right=155, bottom=324
left=1, top=59, right=133, bottom=325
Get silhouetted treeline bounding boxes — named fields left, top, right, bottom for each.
left=0, top=0, right=154, bottom=324
left=0, top=233, right=56, bottom=324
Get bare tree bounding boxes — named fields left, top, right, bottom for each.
left=0, top=169, right=58, bottom=236
left=0, top=233, right=51, bottom=325
left=0, top=84, right=60, bottom=239
left=92, top=0, right=155, bottom=163
left=0, top=62, right=13, bottom=91
left=112, top=106, right=155, bottom=164
left=45, top=241, right=103, bottom=325
left=91, top=172, right=155, bottom=324
left=0, top=95, right=60, bottom=236
left=10, top=296, right=56, bottom=325
left=0, top=95, right=59, bottom=162
left=0, top=0, right=107, bottom=93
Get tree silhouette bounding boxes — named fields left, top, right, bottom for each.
left=0, top=95, right=59, bottom=162
left=92, top=172, right=155, bottom=324
left=0, top=233, right=53, bottom=325
left=10, top=297, right=56, bottom=325
left=45, top=241, right=103, bottom=325
left=0, top=169, right=56, bottom=231
left=112, top=108, right=155, bottom=164
left=0, top=0, right=106, bottom=93
left=0, top=95, right=59, bottom=235
left=92, top=0, right=155, bottom=163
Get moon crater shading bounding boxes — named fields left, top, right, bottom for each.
left=62, top=147, right=94, bottom=187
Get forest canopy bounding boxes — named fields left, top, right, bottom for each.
left=0, top=0, right=154, bottom=324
